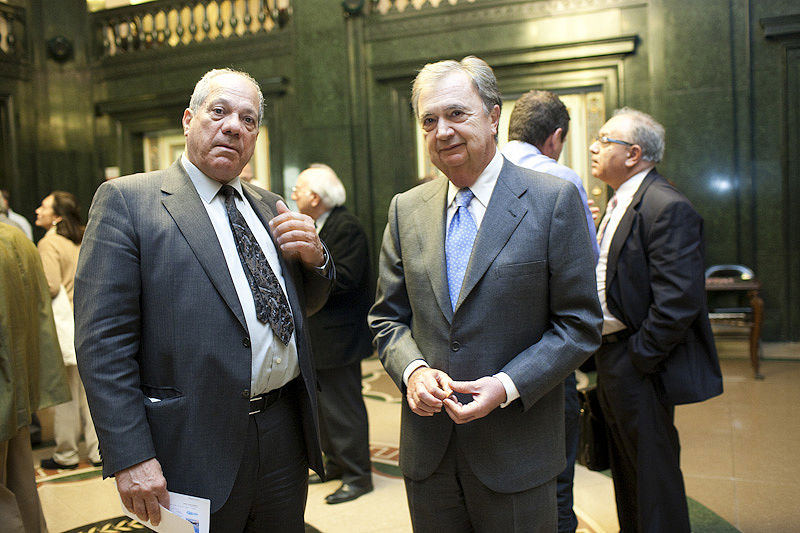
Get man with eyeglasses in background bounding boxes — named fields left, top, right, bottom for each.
left=590, top=108, right=722, bottom=532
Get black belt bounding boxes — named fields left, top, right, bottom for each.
left=249, top=380, right=293, bottom=415
left=601, top=329, right=632, bottom=345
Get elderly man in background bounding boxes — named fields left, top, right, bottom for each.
left=369, top=56, right=602, bottom=532
left=591, top=107, right=722, bottom=532
left=0, top=223, right=70, bottom=532
left=292, top=164, right=374, bottom=504
left=501, top=89, right=599, bottom=533
left=75, top=68, right=332, bottom=532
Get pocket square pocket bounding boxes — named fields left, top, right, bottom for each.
left=494, top=260, right=546, bottom=279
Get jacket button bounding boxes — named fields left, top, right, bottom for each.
left=241, top=389, right=250, bottom=399
left=451, top=341, right=460, bottom=352
left=242, top=337, right=250, bottom=347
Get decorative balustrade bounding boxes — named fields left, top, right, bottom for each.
left=372, top=0, right=477, bottom=15
left=0, top=2, right=25, bottom=62
left=90, top=0, right=292, bottom=59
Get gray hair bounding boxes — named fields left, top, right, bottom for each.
left=305, top=163, right=346, bottom=208
left=612, top=107, right=665, bottom=162
left=189, top=68, right=264, bottom=126
left=411, top=56, right=502, bottom=119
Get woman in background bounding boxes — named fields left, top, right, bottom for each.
left=36, top=191, right=101, bottom=470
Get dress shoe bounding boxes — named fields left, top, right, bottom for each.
left=40, top=458, right=78, bottom=470
left=309, top=470, right=342, bottom=484
left=91, top=460, right=103, bottom=468
left=324, top=482, right=373, bottom=504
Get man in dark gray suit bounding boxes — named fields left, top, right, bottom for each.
left=75, top=68, right=332, bottom=532
left=369, top=56, right=602, bottom=532
left=292, top=164, right=374, bottom=504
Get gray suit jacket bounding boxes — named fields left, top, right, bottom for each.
left=369, top=159, right=603, bottom=493
left=75, top=161, right=331, bottom=512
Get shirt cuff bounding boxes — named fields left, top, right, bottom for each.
left=402, top=359, right=429, bottom=387
left=311, top=246, right=331, bottom=276
left=493, top=371, right=519, bottom=408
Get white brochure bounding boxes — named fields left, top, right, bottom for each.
left=120, top=490, right=210, bottom=533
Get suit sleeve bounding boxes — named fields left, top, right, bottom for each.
left=323, top=215, right=369, bottom=297
left=501, top=182, right=603, bottom=409
left=629, top=200, right=705, bottom=374
left=368, top=195, right=423, bottom=390
left=74, top=182, right=156, bottom=477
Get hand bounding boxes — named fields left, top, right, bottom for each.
left=443, top=376, right=506, bottom=424
left=406, top=367, right=454, bottom=416
left=116, top=458, right=169, bottom=526
left=587, top=198, right=600, bottom=221
left=269, top=200, right=325, bottom=268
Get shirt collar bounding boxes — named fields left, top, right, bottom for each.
left=613, top=167, right=653, bottom=204
left=181, top=152, right=243, bottom=204
left=314, top=208, right=332, bottom=232
left=503, top=140, right=544, bottom=158
left=446, top=149, right=503, bottom=209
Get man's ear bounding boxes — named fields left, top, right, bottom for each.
left=489, top=104, right=501, bottom=135
left=625, top=144, right=643, bottom=166
left=181, top=109, right=193, bottom=136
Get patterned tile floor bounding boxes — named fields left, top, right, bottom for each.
left=33, top=352, right=799, bottom=532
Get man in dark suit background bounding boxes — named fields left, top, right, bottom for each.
left=591, top=107, right=723, bottom=532
left=75, top=68, right=332, bottom=532
left=369, top=56, right=602, bottom=532
left=291, top=164, right=374, bottom=504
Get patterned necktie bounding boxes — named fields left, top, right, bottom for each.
left=446, top=188, right=478, bottom=310
left=596, top=195, right=618, bottom=245
left=220, top=185, right=294, bottom=345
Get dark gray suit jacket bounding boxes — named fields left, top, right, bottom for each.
left=369, top=158, right=603, bottom=493
left=605, top=169, right=722, bottom=404
left=74, top=161, right=332, bottom=512
left=308, top=206, right=373, bottom=370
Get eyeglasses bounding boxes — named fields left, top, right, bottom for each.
left=594, top=135, right=634, bottom=147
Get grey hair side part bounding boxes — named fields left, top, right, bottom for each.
left=411, top=56, right=502, bottom=119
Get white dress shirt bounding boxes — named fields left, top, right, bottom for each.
left=596, top=168, right=652, bottom=335
left=402, top=150, right=520, bottom=407
left=181, top=154, right=299, bottom=396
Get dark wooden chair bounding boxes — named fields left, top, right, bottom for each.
left=705, top=265, right=764, bottom=379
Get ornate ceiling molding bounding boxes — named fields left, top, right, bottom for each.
left=366, top=0, right=647, bottom=41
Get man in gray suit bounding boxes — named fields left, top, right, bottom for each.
left=369, top=56, right=602, bottom=532
left=75, top=69, right=332, bottom=532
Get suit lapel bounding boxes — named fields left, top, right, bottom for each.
left=606, top=169, right=658, bottom=288
left=160, top=161, right=248, bottom=331
left=457, top=162, right=527, bottom=309
left=413, top=179, right=453, bottom=322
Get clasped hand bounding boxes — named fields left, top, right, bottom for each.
left=269, top=200, right=325, bottom=268
left=406, top=367, right=507, bottom=424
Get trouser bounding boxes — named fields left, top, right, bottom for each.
left=556, top=372, right=580, bottom=532
left=0, top=426, right=48, bottom=533
left=596, top=340, right=691, bottom=533
left=405, top=431, right=557, bottom=533
left=317, top=362, right=372, bottom=488
left=210, top=384, right=308, bottom=533
left=53, top=365, right=100, bottom=465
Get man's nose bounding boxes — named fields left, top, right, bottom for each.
left=589, top=140, right=600, bottom=153
left=222, top=114, right=245, bottom=135
left=436, top=120, right=454, bottom=139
